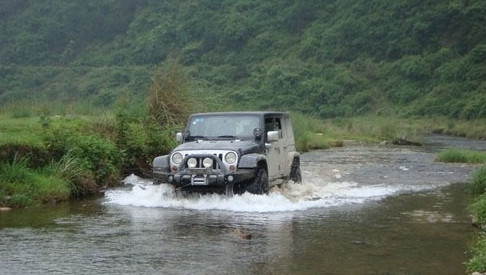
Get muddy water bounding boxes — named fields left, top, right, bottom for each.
left=1, top=135, right=484, bottom=274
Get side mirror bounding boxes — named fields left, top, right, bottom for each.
left=267, top=131, right=279, bottom=142
left=176, top=132, right=183, bottom=143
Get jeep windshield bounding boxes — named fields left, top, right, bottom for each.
left=185, top=114, right=261, bottom=141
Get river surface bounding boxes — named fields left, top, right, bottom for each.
left=1, top=135, right=485, bottom=274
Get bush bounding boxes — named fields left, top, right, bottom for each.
left=466, top=234, right=486, bottom=273
left=467, top=166, right=486, bottom=273
left=43, top=151, right=97, bottom=196
left=470, top=166, right=486, bottom=196
left=42, top=118, right=122, bottom=186
left=0, top=155, right=70, bottom=207
left=147, top=63, right=193, bottom=127
left=116, top=113, right=177, bottom=177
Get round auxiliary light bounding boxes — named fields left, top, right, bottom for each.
left=187, top=157, right=197, bottom=168
left=225, top=152, right=237, bottom=164
left=172, top=153, right=183, bottom=164
left=202, top=157, right=213, bottom=168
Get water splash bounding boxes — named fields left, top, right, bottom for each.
left=104, top=174, right=401, bottom=212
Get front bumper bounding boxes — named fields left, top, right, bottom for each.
left=154, top=168, right=256, bottom=188
left=170, top=168, right=255, bottom=187
left=153, top=154, right=256, bottom=188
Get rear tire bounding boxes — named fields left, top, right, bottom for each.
left=290, top=166, right=302, bottom=183
left=290, top=157, right=302, bottom=183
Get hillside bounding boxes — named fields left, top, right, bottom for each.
left=0, top=0, right=485, bottom=119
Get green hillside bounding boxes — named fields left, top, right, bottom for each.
left=1, top=0, right=485, bottom=119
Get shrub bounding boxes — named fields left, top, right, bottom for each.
left=44, top=151, right=97, bottom=196
left=470, top=166, right=486, bottom=196
left=466, top=234, right=486, bottom=273
left=147, top=63, right=193, bottom=127
left=0, top=155, right=70, bottom=207
left=42, top=119, right=122, bottom=186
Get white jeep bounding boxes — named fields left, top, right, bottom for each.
left=152, top=112, right=301, bottom=196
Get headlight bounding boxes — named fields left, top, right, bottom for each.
left=202, top=157, right=213, bottom=168
left=187, top=158, right=197, bottom=168
left=225, top=152, right=237, bottom=164
left=171, top=153, right=183, bottom=164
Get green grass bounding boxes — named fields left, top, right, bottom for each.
left=472, top=167, right=486, bottom=195
left=437, top=149, right=486, bottom=164
left=0, top=114, right=44, bottom=145
left=0, top=156, right=71, bottom=207
left=466, top=166, right=486, bottom=273
left=466, top=235, right=486, bottom=273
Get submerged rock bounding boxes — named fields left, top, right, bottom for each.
left=230, top=229, right=252, bottom=240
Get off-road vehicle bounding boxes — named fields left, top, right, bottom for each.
left=152, top=112, right=301, bottom=196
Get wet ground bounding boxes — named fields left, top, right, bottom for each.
left=1, top=134, right=485, bottom=274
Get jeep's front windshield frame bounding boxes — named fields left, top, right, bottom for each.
left=185, top=114, right=262, bottom=141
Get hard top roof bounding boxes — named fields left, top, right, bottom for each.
left=189, top=111, right=289, bottom=117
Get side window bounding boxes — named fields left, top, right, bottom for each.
left=275, top=118, right=283, bottom=138
left=264, top=117, right=283, bottom=139
left=265, top=117, right=274, bottom=133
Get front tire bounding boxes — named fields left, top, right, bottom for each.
left=246, top=168, right=269, bottom=194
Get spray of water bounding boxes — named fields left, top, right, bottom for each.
left=105, top=173, right=402, bottom=212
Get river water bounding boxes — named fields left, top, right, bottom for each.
left=1, top=135, right=485, bottom=274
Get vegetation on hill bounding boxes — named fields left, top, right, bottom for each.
left=1, top=0, right=485, bottom=119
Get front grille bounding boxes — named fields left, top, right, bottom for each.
left=183, top=154, right=223, bottom=170
left=171, top=150, right=238, bottom=172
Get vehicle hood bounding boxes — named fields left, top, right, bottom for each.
left=173, top=140, right=261, bottom=154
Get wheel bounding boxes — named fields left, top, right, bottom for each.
left=290, top=166, right=302, bottom=183
left=246, top=167, right=269, bottom=194
left=153, top=178, right=161, bottom=185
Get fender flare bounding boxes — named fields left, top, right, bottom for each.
left=153, top=155, right=170, bottom=171
left=238, top=153, right=267, bottom=169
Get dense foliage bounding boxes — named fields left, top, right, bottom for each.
left=1, top=0, right=485, bottom=119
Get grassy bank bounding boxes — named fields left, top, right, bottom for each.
left=294, top=114, right=486, bottom=152
left=2, top=105, right=486, bottom=208
left=466, top=166, right=486, bottom=273
left=0, top=108, right=177, bottom=207
left=437, top=149, right=486, bottom=164
left=436, top=149, right=486, bottom=273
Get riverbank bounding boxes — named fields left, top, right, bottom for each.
left=2, top=110, right=486, bottom=208
left=436, top=149, right=486, bottom=273
left=0, top=110, right=177, bottom=207
left=465, top=166, right=486, bottom=273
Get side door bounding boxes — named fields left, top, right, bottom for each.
left=264, top=115, right=284, bottom=181
left=280, top=114, right=296, bottom=177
